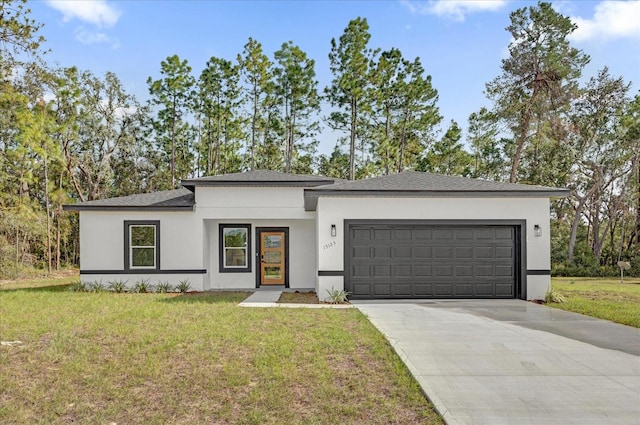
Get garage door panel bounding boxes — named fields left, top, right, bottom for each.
left=474, top=283, right=494, bottom=296
left=413, top=246, right=432, bottom=258
left=455, top=229, right=474, bottom=239
left=496, top=228, right=514, bottom=239
left=352, top=228, right=371, bottom=241
left=352, top=246, right=371, bottom=259
left=413, top=229, right=433, bottom=240
left=455, top=247, right=473, bottom=258
left=352, top=265, right=370, bottom=278
left=393, top=246, right=412, bottom=258
left=373, top=246, right=391, bottom=259
left=476, top=246, right=494, bottom=258
left=434, top=265, right=453, bottom=276
left=455, top=265, right=473, bottom=276
left=353, top=284, right=372, bottom=296
left=373, top=284, right=391, bottom=296
left=414, top=265, right=433, bottom=276
left=475, top=228, right=495, bottom=239
left=496, top=265, right=514, bottom=276
left=434, top=246, right=453, bottom=259
left=347, top=224, right=517, bottom=299
left=373, top=265, right=391, bottom=277
left=393, top=283, right=412, bottom=296
left=496, top=284, right=515, bottom=296
left=455, top=283, right=473, bottom=296
left=496, top=247, right=513, bottom=258
left=435, top=229, right=453, bottom=240
left=392, top=265, right=412, bottom=277
left=393, top=228, right=412, bottom=240
left=434, top=283, right=454, bottom=296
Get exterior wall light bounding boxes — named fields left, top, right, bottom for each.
left=331, top=224, right=337, bottom=237
left=534, top=224, right=542, bottom=237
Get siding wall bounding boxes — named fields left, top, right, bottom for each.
left=315, top=196, right=551, bottom=300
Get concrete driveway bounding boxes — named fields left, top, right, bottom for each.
left=353, top=300, right=640, bottom=425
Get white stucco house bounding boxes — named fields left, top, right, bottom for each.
left=63, top=170, right=569, bottom=301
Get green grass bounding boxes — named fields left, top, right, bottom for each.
left=549, top=277, right=640, bottom=328
left=0, top=277, right=441, bottom=424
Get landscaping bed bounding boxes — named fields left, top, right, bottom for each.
left=278, top=291, right=320, bottom=304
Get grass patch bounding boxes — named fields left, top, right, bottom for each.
left=549, top=277, right=640, bottom=328
left=278, top=291, right=320, bottom=304
left=0, top=277, right=441, bottom=424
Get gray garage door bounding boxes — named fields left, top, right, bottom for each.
left=346, top=223, right=518, bottom=299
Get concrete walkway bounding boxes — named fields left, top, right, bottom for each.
left=238, top=290, right=353, bottom=309
left=353, top=300, right=640, bottom=425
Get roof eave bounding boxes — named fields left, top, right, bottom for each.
left=62, top=205, right=195, bottom=212
left=181, top=180, right=334, bottom=188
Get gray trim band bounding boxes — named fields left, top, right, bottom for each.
left=527, top=269, right=551, bottom=275
left=303, top=189, right=570, bottom=211
left=80, top=269, right=206, bottom=275
left=318, top=271, right=344, bottom=276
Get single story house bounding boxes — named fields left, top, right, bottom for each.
left=63, top=170, right=569, bottom=301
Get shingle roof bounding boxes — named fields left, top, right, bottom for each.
left=63, top=188, right=195, bottom=211
left=303, top=171, right=570, bottom=210
left=181, top=170, right=337, bottom=187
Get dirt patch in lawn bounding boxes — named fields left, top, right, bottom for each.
left=278, top=291, right=320, bottom=304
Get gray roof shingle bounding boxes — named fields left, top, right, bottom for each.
left=181, top=170, right=337, bottom=187
left=63, top=188, right=195, bottom=211
left=65, top=171, right=569, bottom=212
left=303, top=171, right=570, bottom=210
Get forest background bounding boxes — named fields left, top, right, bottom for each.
left=1, top=0, right=638, bottom=279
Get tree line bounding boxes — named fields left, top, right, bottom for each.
left=0, top=0, right=638, bottom=278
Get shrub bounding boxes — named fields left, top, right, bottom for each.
left=70, top=281, right=87, bottom=292
left=155, top=281, right=173, bottom=293
left=132, top=279, right=153, bottom=293
left=86, top=280, right=106, bottom=293
left=325, top=287, right=351, bottom=304
left=108, top=279, right=128, bottom=293
left=175, top=279, right=191, bottom=293
left=545, top=287, right=567, bottom=304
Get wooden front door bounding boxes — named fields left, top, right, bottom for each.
left=257, top=228, right=288, bottom=286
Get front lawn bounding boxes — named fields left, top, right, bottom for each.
left=0, top=278, right=441, bottom=424
left=549, top=277, right=640, bottom=328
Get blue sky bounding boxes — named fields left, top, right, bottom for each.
left=30, top=0, right=640, bottom=154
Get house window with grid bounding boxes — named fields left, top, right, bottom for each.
left=219, top=224, right=251, bottom=272
left=125, top=221, right=160, bottom=270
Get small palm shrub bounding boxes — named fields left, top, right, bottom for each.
left=155, top=281, right=173, bottom=293
left=545, top=287, right=567, bottom=304
left=132, top=279, right=153, bottom=293
left=70, top=281, right=87, bottom=292
left=325, top=287, right=351, bottom=304
left=88, top=280, right=105, bottom=293
left=108, top=279, right=128, bottom=293
left=175, top=279, right=191, bottom=293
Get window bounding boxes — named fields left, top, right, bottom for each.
left=219, top=224, right=251, bottom=273
left=125, top=221, right=160, bottom=270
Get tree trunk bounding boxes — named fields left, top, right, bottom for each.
left=171, top=96, right=176, bottom=188
left=636, top=159, right=640, bottom=245
left=567, top=183, right=599, bottom=262
left=349, top=96, right=357, bottom=180
left=44, top=155, right=52, bottom=274
left=510, top=106, right=532, bottom=183
left=251, top=84, right=258, bottom=171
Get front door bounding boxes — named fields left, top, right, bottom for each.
left=257, top=228, right=288, bottom=287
